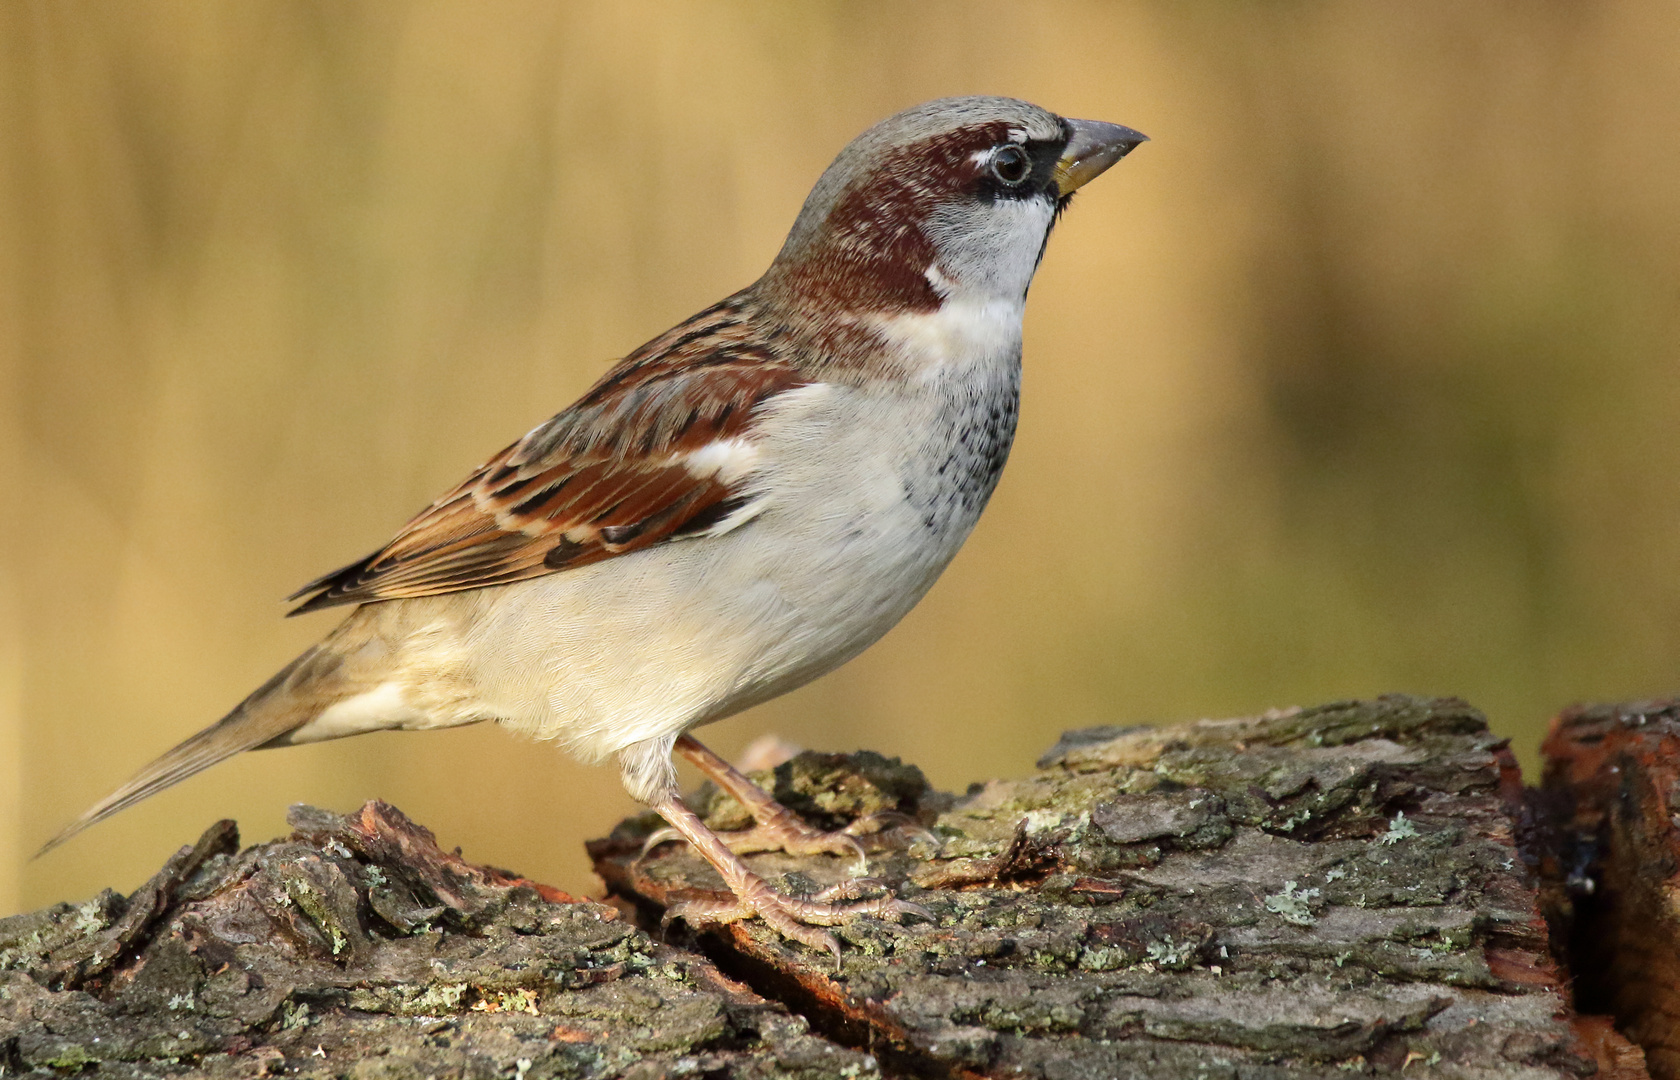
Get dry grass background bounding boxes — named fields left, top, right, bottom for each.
left=4, top=1, right=1679, bottom=912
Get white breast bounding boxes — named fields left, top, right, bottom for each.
left=665, top=292, right=1026, bottom=715
left=453, top=292, right=1025, bottom=764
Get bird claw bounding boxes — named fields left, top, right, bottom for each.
left=636, top=825, right=686, bottom=866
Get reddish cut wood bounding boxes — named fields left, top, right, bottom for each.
left=1543, top=700, right=1680, bottom=1080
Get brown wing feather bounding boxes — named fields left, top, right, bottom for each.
left=288, top=297, right=803, bottom=615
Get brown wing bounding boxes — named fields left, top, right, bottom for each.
left=288, top=297, right=803, bottom=615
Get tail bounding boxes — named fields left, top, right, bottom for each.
left=38, top=635, right=362, bottom=857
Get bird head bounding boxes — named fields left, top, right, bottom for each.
left=762, top=96, right=1146, bottom=319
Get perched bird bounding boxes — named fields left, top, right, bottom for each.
left=45, top=96, right=1145, bottom=956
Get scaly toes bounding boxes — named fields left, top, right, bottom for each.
left=749, top=900, right=844, bottom=963
left=643, top=818, right=869, bottom=873
left=731, top=820, right=868, bottom=871
left=844, top=810, right=941, bottom=850
left=809, top=878, right=937, bottom=924
left=664, top=891, right=840, bottom=962
left=663, top=877, right=933, bottom=963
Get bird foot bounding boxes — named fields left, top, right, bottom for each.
left=844, top=809, right=942, bottom=851
left=643, top=756, right=935, bottom=962
left=639, top=806, right=942, bottom=873
left=640, top=812, right=868, bottom=873
left=663, top=876, right=933, bottom=965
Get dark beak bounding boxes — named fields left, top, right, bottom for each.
left=1054, top=119, right=1148, bottom=194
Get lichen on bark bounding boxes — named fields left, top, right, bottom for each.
left=1, top=695, right=1634, bottom=1079
left=0, top=803, right=876, bottom=1079
left=593, top=696, right=1610, bottom=1078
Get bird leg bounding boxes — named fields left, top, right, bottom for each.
left=650, top=733, right=871, bottom=869
left=648, top=790, right=930, bottom=962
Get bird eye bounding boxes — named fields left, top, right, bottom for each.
left=990, top=145, right=1031, bottom=185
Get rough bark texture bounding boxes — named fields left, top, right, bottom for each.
left=0, top=803, right=875, bottom=1079
left=1539, top=698, right=1680, bottom=1080
left=0, top=695, right=1648, bottom=1078
left=592, top=696, right=1618, bottom=1078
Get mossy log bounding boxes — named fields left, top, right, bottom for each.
left=0, top=695, right=1654, bottom=1078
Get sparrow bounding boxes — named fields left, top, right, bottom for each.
left=44, top=96, right=1145, bottom=956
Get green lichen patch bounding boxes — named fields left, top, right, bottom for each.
left=0, top=890, right=123, bottom=973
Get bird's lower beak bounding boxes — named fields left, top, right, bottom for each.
left=1054, top=119, right=1148, bottom=194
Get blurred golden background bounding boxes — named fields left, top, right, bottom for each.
left=5, top=1, right=1679, bottom=914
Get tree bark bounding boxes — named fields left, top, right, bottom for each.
left=595, top=695, right=1635, bottom=1079
left=1539, top=699, right=1680, bottom=1080
left=0, top=695, right=1651, bottom=1078
left=1, top=803, right=871, bottom=1079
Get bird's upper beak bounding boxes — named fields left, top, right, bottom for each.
left=1054, top=119, right=1148, bottom=194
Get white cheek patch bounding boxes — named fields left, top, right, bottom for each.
left=923, top=195, right=1057, bottom=302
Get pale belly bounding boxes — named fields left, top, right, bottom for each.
left=449, top=366, right=1020, bottom=764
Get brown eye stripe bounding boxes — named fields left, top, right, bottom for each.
left=765, top=119, right=1033, bottom=317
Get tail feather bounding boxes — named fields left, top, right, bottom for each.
left=38, top=640, right=354, bottom=857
